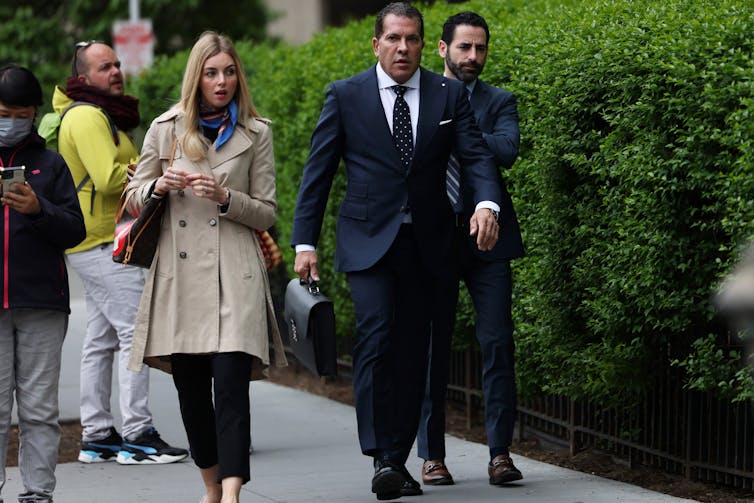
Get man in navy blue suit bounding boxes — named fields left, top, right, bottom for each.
left=291, top=3, right=503, bottom=500
left=416, top=11, right=526, bottom=488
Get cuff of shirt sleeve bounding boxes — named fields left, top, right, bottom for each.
left=295, top=244, right=316, bottom=253
left=475, top=200, right=500, bottom=213
left=146, top=180, right=165, bottom=202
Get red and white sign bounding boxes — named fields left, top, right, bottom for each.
left=113, top=19, right=154, bottom=76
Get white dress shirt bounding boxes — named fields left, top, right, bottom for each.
left=376, top=63, right=420, bottom=141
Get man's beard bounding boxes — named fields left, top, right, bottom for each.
left=446, top=56, right=484, bottom=83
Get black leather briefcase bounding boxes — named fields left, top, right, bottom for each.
left=284, top=278, right=337, bottom=377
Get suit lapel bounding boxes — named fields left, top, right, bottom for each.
left=470, top=80, right=489, bottom=115
left=366, top=67, right=398, bottom=160
left=414, top=69, right=447, bottom=164
left=362, top=66, right=404, bottom=174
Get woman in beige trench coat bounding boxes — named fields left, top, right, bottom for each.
left=124, top=31, right=285, bottom=503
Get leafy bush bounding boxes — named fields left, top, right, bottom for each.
left=133, top=0, right=754, bottom=404
left=502, top=0, right=754, bottom=402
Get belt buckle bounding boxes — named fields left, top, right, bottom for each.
left=454, top=214, right=465, bottom=228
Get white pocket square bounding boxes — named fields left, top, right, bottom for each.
left=439, top=119, right=453, bottom=125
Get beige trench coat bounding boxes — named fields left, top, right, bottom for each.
left=125, top=108, right=286, bottom=380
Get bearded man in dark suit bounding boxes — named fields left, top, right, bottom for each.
left=416, top=11, right=526, bottom=489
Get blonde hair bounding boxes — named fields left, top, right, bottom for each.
left=177, top=31, right=260, bottom=160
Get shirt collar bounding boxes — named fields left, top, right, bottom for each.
left=376, top=63, right=421, bottom=91
left=442, top=72, right=478, bottom=97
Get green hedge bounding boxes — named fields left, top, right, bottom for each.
left=504, top=0, right=754, bottom=402
left=132, top=0, right=754, bottom=404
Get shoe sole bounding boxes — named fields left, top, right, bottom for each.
left=423, top=477, right=455, bottom=486
left=400, top=486, right=424, bottom=496
left=78, top=450, right=118, bottom=463
left=376, top=491, right=402, bottom=501
left=116, top=452, right=188, bottom=465
left=489, top=472, right=523, bottom=485
left=372, top=470, right=404, bottom=501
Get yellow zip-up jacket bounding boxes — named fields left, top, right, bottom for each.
left=52, top=86, right=139, bottom=254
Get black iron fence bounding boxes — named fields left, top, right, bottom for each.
left=282, top=333, right=754, bottom=490
left=446, top=348, right=754, bottom=490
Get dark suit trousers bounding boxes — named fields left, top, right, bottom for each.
left=171, top=352, right=252, bottom=483
left=418, top=235, right=517, bottom=460
left=347, top=225, right=449, bottom=464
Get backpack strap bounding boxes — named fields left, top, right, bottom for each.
left=74, top=172, right=95, bottom=215
left=61, top=101, right=120, bottom=215
left=75, top=174, right=90, bottom=193
left=61, top=101, right=120, bottom=147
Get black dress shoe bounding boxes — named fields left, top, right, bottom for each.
left=372, top=458, right=405, bottom=501
left=390, top=463, right=422, bottom=496
left=400, top=478, right=423, bottom=497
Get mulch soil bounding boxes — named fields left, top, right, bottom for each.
left=5, top=364, right=753, bottom=503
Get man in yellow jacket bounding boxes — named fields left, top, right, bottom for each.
left=54, top=41, right=187, bottom=465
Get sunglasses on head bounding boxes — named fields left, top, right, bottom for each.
left=71, top=40, right=102, bottom=77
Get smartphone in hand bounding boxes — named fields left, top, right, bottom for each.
left=0, top=165, right=26, bottom=197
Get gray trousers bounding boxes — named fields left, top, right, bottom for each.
left=0, top=309, right=67, bottom=503
left=68, top=244, right=153, bottom=441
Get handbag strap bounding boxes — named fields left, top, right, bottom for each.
left=115, top=136, right=178, bottom=224
left=167, top=135, right=178, bottom=167
left=115, top=183, right=134, bottom=224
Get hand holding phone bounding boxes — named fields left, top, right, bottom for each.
left=0, top=165, right=26, bottom=197
left=0, top=166, right=40, bottom=215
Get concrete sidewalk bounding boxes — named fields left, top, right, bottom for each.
left=1, top=271, right=700, bottom=503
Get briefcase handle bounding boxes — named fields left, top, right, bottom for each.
left=300, top=276, right=322, bottom=296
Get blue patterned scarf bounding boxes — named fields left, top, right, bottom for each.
left=199, top=99, right=237, bottom=149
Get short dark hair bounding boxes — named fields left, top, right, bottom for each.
left=441, top=11, right=490, bottom=46
left=0, top=64, right=43, bottom=107
left=375, top=2, right=424, bottom=40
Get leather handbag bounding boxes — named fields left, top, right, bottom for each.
left=284, top=278, right=337, bottom=377
left=112, top=137, right=176, bottom=268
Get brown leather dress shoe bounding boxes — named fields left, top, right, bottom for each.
left=488, top=455, right=523, bottom=485
left=422, top=459, right=455, bottom=486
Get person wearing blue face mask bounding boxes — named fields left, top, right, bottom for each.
left=0, top=115, right=33, bottom=148
left=0, top=63, right=86, bottom=503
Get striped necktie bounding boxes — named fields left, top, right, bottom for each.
left=446, top=154, right=463, bottom=213
left=446, top=87, right=472, bottom=213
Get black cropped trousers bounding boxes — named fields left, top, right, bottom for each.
left=171, top=351, right=252, bottom=483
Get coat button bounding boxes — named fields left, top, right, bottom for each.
left=209, top=218, right=217, bottom=226
left=179, top=251, right=187, bottom=259
left=179, top=220, right=187, bottom=227
left=178, top=190, right=185, bottom=197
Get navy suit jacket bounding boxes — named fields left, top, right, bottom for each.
left=461, top=79, right=525, bottom=261
left=292, top=65, right=502, bottom=273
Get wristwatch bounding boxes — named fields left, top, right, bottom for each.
left=488, top=208, right=499, bottom=222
